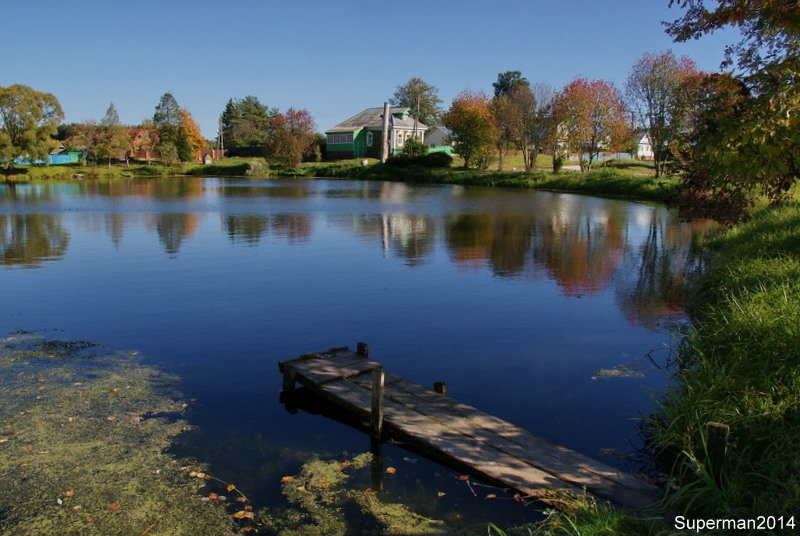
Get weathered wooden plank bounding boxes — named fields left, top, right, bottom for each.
left=321, top=378, right=582, bottom=498
left=281, top=350, right=661, bottom=510
left=352, top=374, right=659, bottom=501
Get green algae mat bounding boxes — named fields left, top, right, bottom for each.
left=1, top=333, right=530, bottom=535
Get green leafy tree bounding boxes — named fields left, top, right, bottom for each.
left=668, top=0, right=800, bottom=214
left=220, top=96, right=276, bottom=148
left=156, top=142, right=180, bottom=166
left=153, top=93, right=182, bottom=127
left=402, top=138, right=428, bottom=156
left=97, top=102, right=131, bottom=167
left=0, top=84, right=63, bottom=171
left=492, top=71, right=529, bottom=98
left=391, top=78, right=443, bottom=128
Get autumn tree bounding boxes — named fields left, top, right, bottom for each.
left=667, top=0, right=800, bottom=211
left=0, top=85, right=63, bottom=171
left=552, top=78, right=631, bottom=171
left=626, top=51, right=699, bottom=177
left=263, top=108, right=317, bottom=167
left=220, top=96, right=276, bottom=148
left=442, top=91, right=496, bottom=169
left=180, top=110, right=205, bottom=160
left=391, top=78, right=443, bottom=128
left=96, top=102, right=131, bottom=167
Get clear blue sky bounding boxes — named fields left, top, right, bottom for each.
left=2, top=0, right=739, bottom=137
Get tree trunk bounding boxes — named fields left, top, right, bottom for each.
left=497, top=146, right=505, bottom=171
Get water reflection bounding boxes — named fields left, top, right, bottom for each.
left=0, top=214, right=70, bottom=268
left=0, top=178, right=713, bottom=326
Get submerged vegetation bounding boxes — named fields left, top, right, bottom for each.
left=0, top=332, right=238, bottom=536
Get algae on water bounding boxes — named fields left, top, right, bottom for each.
left=0, top=332, right=238, bottom=536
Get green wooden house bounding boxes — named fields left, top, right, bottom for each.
left=325, top=107, right=427, bottom=159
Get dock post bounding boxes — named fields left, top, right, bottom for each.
left=357, top=342, right=369, bottom=357
left=370, top=435, right=384, bottom=492
left=433, top=381, right=447, bottom=395
left=370, top=368, right=385, bottom=438
left=281, top=366, right=297, bottom=394
left=705, top=421, right=729, bottom=482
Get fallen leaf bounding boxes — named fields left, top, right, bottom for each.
left=385, top=467, right=397, bottom=474
left=233, top=510, right=255, bottom=519
left=64, top=491, right=74, bottom=497
left=36, top=379, right=47, bottom=382
left=485, top=494, right=496, bottom=499
left=458, top=475, right=469, bottom=481
left=109, top=502, right=121, bottom=510
left=208, top=493, right=218, bottom=500
left=236, top=497, right=246, bottom=503
left=67, top=417, right=76, bottom=423
left=365, top=488, right=375, bottom=494
left=106, top=416, right=116, bottom=421
left=226, top=484, right=236, bottom=492
left=244, top=505, right=253, bottom=511
left=280, top=476, right=294, bottom=483
left=109, top=388, right=119, bottom=393
left=339, top=460, right=351, bottom=468
left=85, top=517, right=94, bottom=524
left=72, top=505, right=82, bottom=510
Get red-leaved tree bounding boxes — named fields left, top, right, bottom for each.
left=264, top=108, right=317, bottom=167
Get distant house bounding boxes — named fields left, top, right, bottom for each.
left=325, top=107, right=427, bottom=159
left=13, top=143, right=82, bottom=166
left=424, top=126, right=455, bottom=155
left=636, top=130, right=654, bottom=160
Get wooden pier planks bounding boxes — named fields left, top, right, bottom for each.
left=278, top=347, right=661, bottom=510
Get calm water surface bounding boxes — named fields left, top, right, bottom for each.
left=0, top=177, right=709, bottom=529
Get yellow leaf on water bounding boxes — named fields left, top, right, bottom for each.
left=385, top=467, right=397, bottom=474
left=485, top=494, right=496, bottom=499
left=226, top=484, right=236, bottom=492
left=236, top=497, right=246, bottom=503
left=280, top=476, right=294, bottom=483
left=233, top=510, right=255, bottom=519
left=458, top=475, right=469, bottom=481
left=339, top=460, right=351, bottom=468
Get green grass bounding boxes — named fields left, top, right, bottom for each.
left=275, top=161, right=680, bottom=203
left=650, top=201, right=800, bottom=521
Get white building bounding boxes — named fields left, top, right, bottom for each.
left=636, top=130, right=654, bottom=160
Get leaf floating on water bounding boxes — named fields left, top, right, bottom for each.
left=364, top=488, right=375, bottom=494
left=232, top=510, right=255, bottom=519
left=208, top=493, right=218, bottom=500
left=226, top=484, right=236, bottom=492
left=109, top=502, right=121, bottom=510
left=236, top=497, right=246, bottom=503
left=437, top=491, right=446, bottom=497
left=244, top=505, right=253, bottom=511
left=64, top=491, right=74, bottom=497
left=280, top=476, right=294, bottom=483
left=485, top=494, right=496, bottom=499
left=385, top=467, right=397, bottom=474
left=339, top=460, right=351, bottom=468
left=458, top=475, right=469, bottom=481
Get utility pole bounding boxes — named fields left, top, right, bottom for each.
left=216, top=116, right=225, bottom=152
left=380, top=101, right=390, bottom=163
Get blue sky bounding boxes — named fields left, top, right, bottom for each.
left=2, top=0, right=739, bottom=137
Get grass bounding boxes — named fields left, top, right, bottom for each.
left=651, top=200, right=800, bottom=520
left=274, top=160, right=679, bottom=203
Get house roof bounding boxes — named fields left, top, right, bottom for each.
left=327, top=107, right=427, bottom=133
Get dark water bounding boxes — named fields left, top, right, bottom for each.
left=0, top=177, right=710, bottom=528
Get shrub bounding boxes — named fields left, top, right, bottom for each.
left=402, top=138, right=428, bottom=156
left=384, top=152, right=453, bottom=168
left=421, top=152, right=453, bottom=167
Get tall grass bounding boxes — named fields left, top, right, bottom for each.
left=652, top=201, right=800, bottom=519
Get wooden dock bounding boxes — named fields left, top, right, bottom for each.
left=278, top=344, right=661, bottom=510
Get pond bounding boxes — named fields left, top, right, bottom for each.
left=0, top=177, right=710, bottom=531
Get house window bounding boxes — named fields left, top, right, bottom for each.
left=366, top=132, right=373, bottom=146
left=327, top=133, right=353, bottom=144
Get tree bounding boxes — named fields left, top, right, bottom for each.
left=180, top=110, right=205, bottom=160
left=667, top=0, right=800, bottom=214
left=391, top=78, right=443, bottom=128
left=490, top=94, right=517, bottom=170
left=220, top=96, right=276, bottom=148
left=263, top=108, right=317, bottom=167
left=492, top=71, right=529, bottom=98
left=130, top=120, right=160, bottom=163
left=552, top=78, right=631, bottom=171
left=442, top=91, right=496, bottom=169
left=97, top=102, right=131, bottom=167
left=0, top=85, right=63, bottom=171
left=153, top=93, right=182, bottom=127
left=626, top=51, right=699, bottom=177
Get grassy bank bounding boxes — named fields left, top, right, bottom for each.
left=4, top=157, right=269, bottom=181
left=276, top=161, right=680, bottom=203
left=515, top=201, right=800, bottom=535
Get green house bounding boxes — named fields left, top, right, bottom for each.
left=325, top=107, right=427, bottom=159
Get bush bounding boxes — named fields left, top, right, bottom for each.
left=402, top=138, right=428, bottom=156
left=553, top=154, right=564, bottom=173
left=384, top=152, right=453, bottom=168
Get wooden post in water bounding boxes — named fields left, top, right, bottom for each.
left=281, top=366, right=297, bottom=394
left=705, top=421, right=730, bottom=482
left=370, top=368, right=385, bottom=438
left=433, top=381, right=447, bottom=395
left=357, top=342, right=369, bottom=358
